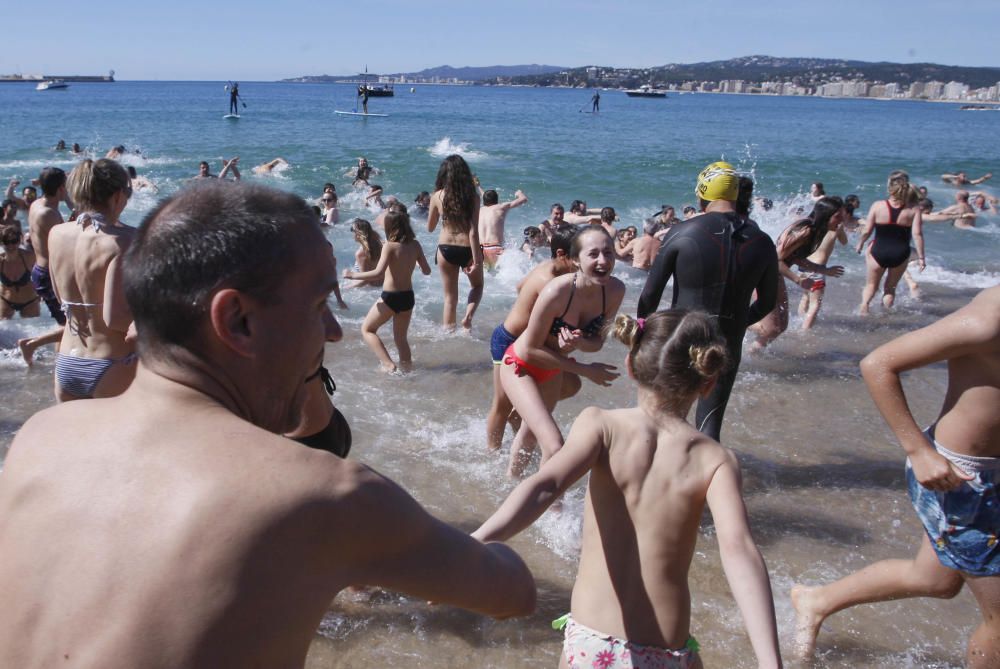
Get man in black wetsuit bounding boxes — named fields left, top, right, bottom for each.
left=591, top=89, right=600, bottom=112
left=358, top=85, right=369, bottom=114
left=228, top=82, right=240, bottom=115
left=637, top=162, right=779, bottom=442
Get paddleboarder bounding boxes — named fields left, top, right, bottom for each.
left=228, top=82, right=241, bottom=115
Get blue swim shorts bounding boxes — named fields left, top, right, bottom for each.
left=907, top=426, right=1000, bottom=576
left=490, top=323, right=517, bottom=365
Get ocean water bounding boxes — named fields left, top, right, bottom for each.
left=1, top=81, right=998, bottom=668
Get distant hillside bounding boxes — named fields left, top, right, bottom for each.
left=282, top=64, right=564, bottom=83
left=501, top=55, right=1000, bottom=89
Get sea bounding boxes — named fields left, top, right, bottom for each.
left=1, top=81, right=999, bottom=668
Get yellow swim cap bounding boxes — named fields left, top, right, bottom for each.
left=695, top=161, right=739, bottom=202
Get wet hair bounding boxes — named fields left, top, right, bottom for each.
left=369, top=184, right=383, bottom=194
left=918, top=197, right=934, bottom=212
left=523, top=225, right=541, bottom=239
left=550, top=203, right=564, bottom=214
left=625, top=225, right=638, bottom=235
left=682, top=205, right=697, bottom=215
left=127, top=166, right=138, bottom=178
left=1, top=199, right=15, bottom=215
left=1, top=224, right=22, bottom=245
left=887, top=170, right=910, bottom=202
left=759, top=198, right=773, bottom=211
left=387, top=201, right=407, bottom=215
left=482, top=189, right=499, bottom=206
left=72, top=143, right=81, bottom=152
left=23, top=186, right=37, bottom=198
left=613, top=310, right=729, bottom=411
left=844, top=194, right=860, bottom=215
left=570, top=200, right=586, bottom=214
left=323, top=182, right=336, bottom=193
left=114, top=145, right=125, bottom=153
left=123, top=181, right=319, bottom=352
left=68, top=159, right=130, bottom=211
left=415, top=191, right=430, bottom=203
left=956, top=190, right=970, bottom=202
left=56, top=139, right=66, bottom=150
left=600, top=206, right=615, bottom=223
left=569, top=225, right=612, bottom=259
left=550, top=224, right=576, bottom=258
left=802, top=196, right=844, bottom=253
left=351, top=218, right=383, bottom=263
left=811, top=182, right=825, bottom=195
left=199, top=161, right=210, bottom=170
left=643, top=220, right=663, bottom=236
left=384, top=210, right=416, bottom=243
left=37, top=166, right=67, bottom=197
left=918, top=186, right=928, bottom=196
left=735, top=176, right=754, bottom=216
left=905, top=185, right=921, bottom=207
left=433, top=154, right=476, bottom=230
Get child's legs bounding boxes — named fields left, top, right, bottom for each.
left=801, top=287, right=823, bottom=330
left=361, top=301, right=396, bottom=370
left=860, top=254, right=885, bottom=314
left=962, top=574, right=1000, bottom=669
left=798, top=290, right=809, bottom=316
left=793, top=532, right=962, bottom=657
left=437, top=251, right=460, bottom=328
left=486, top=364, right=513, bottom=450
left=461, top=263, right=485, bottom=329
left=391, top=308, right=414, bottom=364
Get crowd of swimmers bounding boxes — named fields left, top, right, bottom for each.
left=0, top=152, right=998, bottom=668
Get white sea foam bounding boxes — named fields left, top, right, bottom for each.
left=428, top=137, right=486, bottom=161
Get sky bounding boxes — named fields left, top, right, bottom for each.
left=4, top=0, right=998, bottom=81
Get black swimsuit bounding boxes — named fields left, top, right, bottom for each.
left=1, top=250, right=37, bottom=312
left=550, top=273, right=606, bottom=337
left=292, top=366, right=352, bottom=459
left=381, top=289, right=415, bottom=313
left=437, top=244, right=473, bottom=268
left=870, top=200, right=912, bottom=269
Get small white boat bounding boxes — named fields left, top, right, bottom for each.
left=36, top=79, right=69, bottom=91
left=625, top=85, right=667, bottom=98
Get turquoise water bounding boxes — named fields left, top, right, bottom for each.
left=1, top=81, right=998, bottom=668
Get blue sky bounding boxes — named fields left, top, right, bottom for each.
left=5, top=0, right=998, bottom=80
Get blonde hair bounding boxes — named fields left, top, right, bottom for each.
left=613, top=310, right=728, bottom=411
left=68, top=158, right=129, bottom=211
left=887, top=170, right=910, bottom=203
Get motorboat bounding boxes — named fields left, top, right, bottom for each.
left=625, top=85, right=666, bottom=98
left=36, top=79, right=68, bottom=91
left=359, top=83, right=393, bottom=97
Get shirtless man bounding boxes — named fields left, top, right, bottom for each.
left=539, top=203, right=566, bottom=242
left=620, top=220, right=662, bottom=270
left=5, top=178, right=38, bottom=215
left=562, top=199, right=601, bottom=225
left=126, top=166, right=157, bottom=193
left=478, top=188, right=528, bottom=268
left=194, top=157, right=240, bottom=181
left=793, top=285, right=1000, bottom=668
left=942, top=171, right=992, bottom=186
left=17, top=169, right=69, bottom=362
left=927, top=190, right=977, bottom=229
left=0, top=181, right=536, bottom=669
left=105, top=145, right=126, bottom=160
left=972, top=192, right=999, bottom=214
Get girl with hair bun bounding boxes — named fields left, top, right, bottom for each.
left=47, top=158, right=136, bottom=400
left=474, top=309, right=782, bottom=669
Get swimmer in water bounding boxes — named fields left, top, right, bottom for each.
left=252, top=158, right=289, bottom=176
left=941, top=171, right=992, bottom=186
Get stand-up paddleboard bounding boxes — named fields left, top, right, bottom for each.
left=224, top=114, right=240, bottom=119
left=334, top=110, right=388, bottom=118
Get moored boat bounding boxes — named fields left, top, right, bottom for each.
left=625, top=85, right=666, bottom=98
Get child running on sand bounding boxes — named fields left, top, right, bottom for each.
left=343, top=210, right=430, bottom=373
left=793, top=285, right=1000, bottom=666
left=474, top=310, right=782, bottom=669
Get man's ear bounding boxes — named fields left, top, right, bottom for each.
left=209, top=288, right=255, bottom=357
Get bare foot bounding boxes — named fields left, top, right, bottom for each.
left=909, top=287, right=922, bottom=301
left=791, top=584, right=825, bottom=660
left=460, top=314, right=473, bottom=330
left=399, top=360, right=413, bottom=374
left=17, top=338, right=34, bottom=367
left=379, top=362, right=398, bottom=374
left=337, top=300, right=349, bottom=310
left=882, top=294, right=895, bottom=310
left=859, top=304, right=870, bottom=317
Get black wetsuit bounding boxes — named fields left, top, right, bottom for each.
left=229, top=84, right=239, bottom=115
left=637, top=211, right=779, bottom=442
left=870, top=200, right=912, bottom=269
